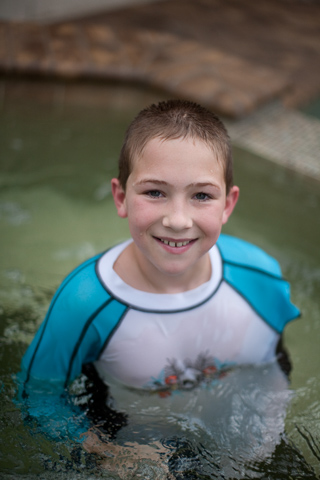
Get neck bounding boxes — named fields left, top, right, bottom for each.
left=113, top=242, right=212, bottom=294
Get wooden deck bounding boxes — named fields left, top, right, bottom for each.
left=1, top=0, right=319, bottom=118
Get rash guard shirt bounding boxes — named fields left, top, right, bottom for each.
left=21, top=234, right=300, bottom=392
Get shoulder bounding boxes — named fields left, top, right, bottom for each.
left=34, top=251, right=114, bottom=350
left=47, top=248, right=129, bottom=326
left=216, top=234, right=281, bottom=277
left=216, top=234, right=300, bottom=333
left=21, top=249, right=127, bottom=384
left=56, top=252, right=104, bottom=298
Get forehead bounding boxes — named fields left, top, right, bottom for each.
left=132, top=135, right=222, bottom=169
left=129, top=136, right=226, bottom=187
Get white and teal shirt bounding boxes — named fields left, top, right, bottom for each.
left=21, top=234, right=300, bottom=393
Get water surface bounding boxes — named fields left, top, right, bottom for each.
left=0, top=80, right=319, bottom=478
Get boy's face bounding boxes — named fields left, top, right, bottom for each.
left=112, top=136, right=239, bottom=286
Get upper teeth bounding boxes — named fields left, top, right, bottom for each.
left=161, top=239, right=190, bottom=247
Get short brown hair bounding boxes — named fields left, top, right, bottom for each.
left=118, top=99, right=233, bottom=193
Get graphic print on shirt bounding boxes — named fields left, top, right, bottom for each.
left=144, top=351, right=234, bottom=397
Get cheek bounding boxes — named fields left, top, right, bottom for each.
left=199, top=207, right=223, bottom=228
left=197, top=207, right=225, bottom=239
left=127, top=199, right=158, bottom=232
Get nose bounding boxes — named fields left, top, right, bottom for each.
left=162, top=200, right=193, bottom=231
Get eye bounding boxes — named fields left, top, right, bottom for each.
left=194, top=192, right=211, bottom=201
left=146, top=190, right=163, bottom=198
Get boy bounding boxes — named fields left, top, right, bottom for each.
left=20, top=100, right=299, bottom=437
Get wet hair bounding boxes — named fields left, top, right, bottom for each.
left=118, top=99, right=233, bottom=193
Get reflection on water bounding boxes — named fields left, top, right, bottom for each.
left=92, top=363, right=293, bottom=478
left=0, top=80, right=319, bottom=478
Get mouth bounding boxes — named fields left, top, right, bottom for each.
left=156, top=238, right=195, bottom=248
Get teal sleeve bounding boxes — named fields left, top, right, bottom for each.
left=15, top=373, right=91, bottom=443
left=217, top=234, right=301, bottom=333
left=21, top=254, right=109, bottom=386
left=18, top=252, right=128, bottom=441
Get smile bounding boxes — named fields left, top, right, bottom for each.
left=159, top=238, right=192, bottom=248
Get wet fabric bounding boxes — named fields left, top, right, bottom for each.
left=21, top=234, right=300, bottom=391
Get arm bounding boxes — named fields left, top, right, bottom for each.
left=17, top=254, right=123, bottom=441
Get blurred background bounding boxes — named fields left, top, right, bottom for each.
left=1, top=0, right=320, bottom=176
left=0, top=1, right=320, bottom=479
left=0, top=0, right=161, bottom=22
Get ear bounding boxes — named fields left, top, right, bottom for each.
left=222, top=185, right=239, bottom=225
left=111, top=178, right=128, bottom=218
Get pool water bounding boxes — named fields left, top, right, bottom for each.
left=0, top=80, right=319, bottom=479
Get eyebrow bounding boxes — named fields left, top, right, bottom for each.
left=135, top=179, right=167, bottom=186
left=135, top=179, right=222, bottom=190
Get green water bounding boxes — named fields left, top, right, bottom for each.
left=0, top=79, right=319, bottom=478
left=301, top=96, right=320, bottom=121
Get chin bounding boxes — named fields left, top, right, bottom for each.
left=156, top=262, right=197, bottom=278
